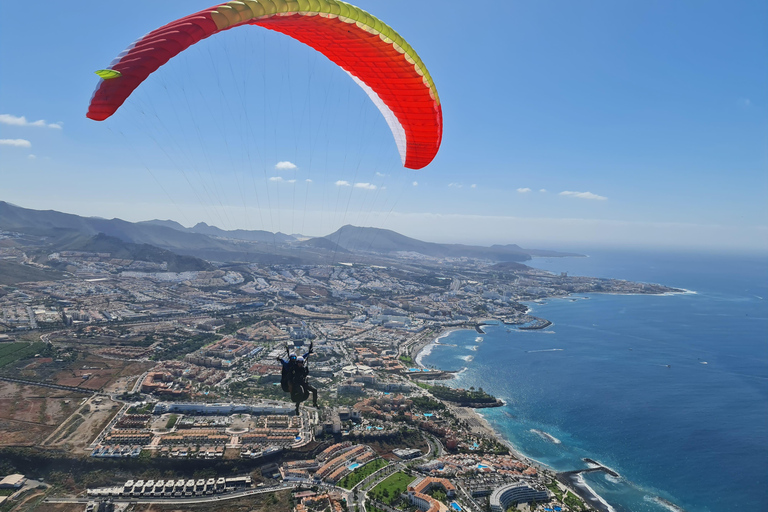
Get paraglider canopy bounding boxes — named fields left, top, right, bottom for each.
left=87, top=0, right=442, bottom=169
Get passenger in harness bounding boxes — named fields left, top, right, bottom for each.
left=289, top=351, right=318, bottom=415
left=276, top=342, right=314, bottom=394
left=276, top=347, right=297, bottom=393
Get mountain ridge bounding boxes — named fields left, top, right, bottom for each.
left=0, top=201, right=583, bottom=264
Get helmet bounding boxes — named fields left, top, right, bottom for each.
left=289, top=353, right=297, bottom=360
left=296, top=356, right=305, bottom=363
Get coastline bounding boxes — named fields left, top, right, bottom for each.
left=413, top=326, right=467, bottom=366
left=413, top=325, right=547, bottom=465
left=414, top=324, right=615, bottom=512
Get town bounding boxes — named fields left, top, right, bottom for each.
left=0, top=244, right=679, bottom=512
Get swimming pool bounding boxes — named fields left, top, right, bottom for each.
left=450, top=502, right=462, bottom=511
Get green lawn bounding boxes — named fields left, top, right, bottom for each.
left=368, top=471, right=416, bottom=505
left=165, top=414, right=178, bottom=429
left=338, top=458, right=389, bottom=489
left=564, top=491, right=588, bottom=511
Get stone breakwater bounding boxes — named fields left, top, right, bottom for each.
left=518, top=317, right=553, bottom=330
left=556, top=460, right=621, bottom=512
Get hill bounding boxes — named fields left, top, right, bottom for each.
left=138, top=220, right=295, bottom=244
left=0, top=201, right=582, bottom=265
left=60, top=233, right=213, bottom=272
left=0, top=260, right=64, bottom=285
left=317, top=225, right=581, bottom=262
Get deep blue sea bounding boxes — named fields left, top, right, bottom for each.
left=418, top=250, right=768, bottom=512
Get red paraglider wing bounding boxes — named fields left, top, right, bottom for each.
left=86, top=1, right=442, bottom=169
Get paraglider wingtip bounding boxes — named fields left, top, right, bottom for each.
left=86, top=111, right=107, bottom=121
left=94, top=69, right=122, bottom=79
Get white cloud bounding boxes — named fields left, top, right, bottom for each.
left=517, top=187, right=531, bottom=193
left=471, top=184, right=477, bottom=189
left=335, top=180, right=351, bottom=187
left=28, top=154, right=37, bottom=160
left=412, top=181, right=418, bottom=187
left=269, top=176, right=296, bottom=183
left=738, top=98, right=752, bottom=108
left=0, top=138, right=32, bottom=148
left=539, top=189, right=547, bottom=193
left=448, top=182, right=463, bottom=188
left=275, top=161, right=297, bottom=170
left=375, top=172, right=388, bottom=177
left=354, top=183, right=377, bottom=190
left=305, top=179, right=313, bottom=183
left=0, top=114, right=61, bottom=129
left=559, top=190, right=607, bottom=201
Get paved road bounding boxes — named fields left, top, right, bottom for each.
left=0, top=375, right=96, bottom=395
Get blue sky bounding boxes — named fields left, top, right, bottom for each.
left=1, top=1, right=766, bottom=253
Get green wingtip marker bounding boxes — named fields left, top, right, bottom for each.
left=95, top=69, right=122, bottom=79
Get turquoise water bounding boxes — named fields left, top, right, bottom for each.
left=420, top=250, right=768, bottom=512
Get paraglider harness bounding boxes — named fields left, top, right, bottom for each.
left=278, top=347, right=297, bottom=393
left=277, top=343, right=313, bottom=400
left=289, top=357, right=311, bottom=405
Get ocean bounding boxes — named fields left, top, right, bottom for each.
left=418, top=249, right=768, bottom=512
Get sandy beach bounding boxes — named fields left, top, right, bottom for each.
left=412, top=326, right=472, bottom=366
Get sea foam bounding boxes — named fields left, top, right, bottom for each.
left=530, top=429, right=561, bottom=444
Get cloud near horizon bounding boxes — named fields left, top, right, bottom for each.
left=448, top=183, right=463, bottom=188
left=0, top=114, right=61, bottom=129
left=354, top=183, right=377, bottom=190
left=0, top=138, right=32, bottom=147
left=517, top=187, right=532, bottom=193
left=559, top=190, right=607, bottom=201
left=335, top=180, right=351, bottom=187
left=275, top=161, right=297, bottom=170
